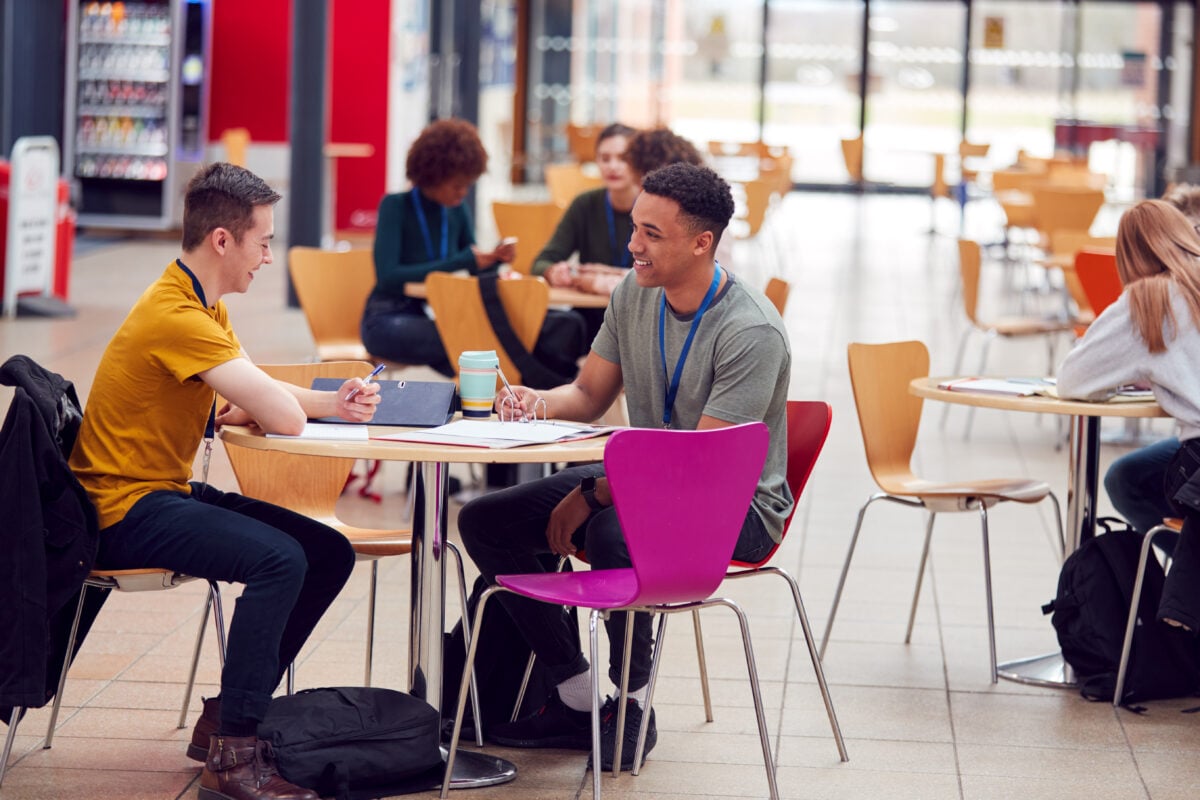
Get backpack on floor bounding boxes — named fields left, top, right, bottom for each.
left=258, top=686, right=443, bottom=800
left=1041, top=518, right=1200, bottom=705
left=442, top=562, right=580, bottom=739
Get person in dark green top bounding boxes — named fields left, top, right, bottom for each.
left=362, top=119, right=516, bottom=376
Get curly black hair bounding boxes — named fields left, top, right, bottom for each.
left=641, top=162, right=734, bottom=244
left=182, top=162, right=281, bottom=251
left=406, top=118, right=488, bottom=189
left=623, top=128, right=703, bottom=179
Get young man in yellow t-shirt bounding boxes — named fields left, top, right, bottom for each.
left=69, top=163, right=380, bottom=800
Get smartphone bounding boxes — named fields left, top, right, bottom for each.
left=499, top=236, right=518, bottom=246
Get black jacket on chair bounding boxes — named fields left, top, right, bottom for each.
left=0, top=355, right=101, bottom=716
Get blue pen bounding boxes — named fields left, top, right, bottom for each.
left=345, top=363, right=385, bottom=401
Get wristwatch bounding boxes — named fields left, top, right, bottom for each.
left=579, top=475, right=604, bottom=511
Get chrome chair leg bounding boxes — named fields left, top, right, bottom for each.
left=633, top=611, right=670, bottom=775
left=905, top=512, right=937, bottom=644
left=612, top=611, right=636, bottom=778
left=445, top=541, right=484, bottom=747
left=978, top=504, right=998, bottom=683
left=691, top=608, right=714, bottom=722
left=0, top=706, right=21, bottom=787
left=723, top=598, right=779, bottom=800
left=589, top=609, right=603, bottom=800
left=365, top=561, right=378, bottom=686
left=1114, top=525, right=1168, bottom=705
left=178, top=585, right=216, bottom=728
left=44, top=585, right=90, bottom=749
left=1047, top=491, right=1066, bottom=559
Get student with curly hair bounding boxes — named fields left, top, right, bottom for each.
left=362, top=119, right=517, bottom=375
left=458, top=163, right=790, bottom=770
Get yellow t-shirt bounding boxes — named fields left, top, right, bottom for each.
left=70, top=261, right=243, bottom=529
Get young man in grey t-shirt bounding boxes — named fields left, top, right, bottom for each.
left=457, top=162, right=792, bottom=771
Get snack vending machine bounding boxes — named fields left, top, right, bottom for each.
left=64, top=0, right=211, bottom=229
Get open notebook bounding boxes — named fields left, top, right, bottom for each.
left=374, top=419, right=614, bottom=449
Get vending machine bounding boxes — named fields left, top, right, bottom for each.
left=63, top=0, right=211, bottom=229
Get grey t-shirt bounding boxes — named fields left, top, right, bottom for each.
left=592, top=268, right=793, bottom=541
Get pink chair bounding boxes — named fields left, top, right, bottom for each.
left=441, top=423, right=778, bottom=799
left=690, top=401, right=848, bottom=761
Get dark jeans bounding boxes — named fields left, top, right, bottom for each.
left=361, top=296, right=455, bottom=376
left=97, top=483, right=355, bottom=730
left=457, top=464, right=774, bottom=694
left=1161, top=439, right=1200, bottom=631
left=1104, top=437, right=1179, bottom=535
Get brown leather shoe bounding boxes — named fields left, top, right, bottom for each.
left=198, top=734, right=318, bottom=800
left=187, top=696, right=221, bottom=762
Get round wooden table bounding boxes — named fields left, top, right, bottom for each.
left=910, top=378, right=1167, bottom=687
left=220, top=422, right=610, bottom=789
left=405, top=278, right=611, bottom=309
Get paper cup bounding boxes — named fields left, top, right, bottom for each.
left=458, top=350, right=499, bottom=418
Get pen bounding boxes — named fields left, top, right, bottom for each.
left=495, top=366, right=523, bottom=420
left=345, top=363, right=385, bottom=401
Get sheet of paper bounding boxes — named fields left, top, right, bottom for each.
left=937, top=378, right=1054, bottom=397
left=267, top=423, right=369, bottom=441
left=374, top=419, right=612, bottom=448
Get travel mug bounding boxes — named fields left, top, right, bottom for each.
left=458, top=350, right=499, bottom=418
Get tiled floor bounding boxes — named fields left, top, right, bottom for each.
left=2, top=192, right=1199, bottom=800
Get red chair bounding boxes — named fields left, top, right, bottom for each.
left=441, top=424, right=779, bottom=799
left=691, top=401, right=847, bottom=760
left=1074, top=248, right=1122, bottom=318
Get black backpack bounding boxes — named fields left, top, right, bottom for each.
left=257, top=686, right=443, bottom=800
left=1042, top=519, right=1200, bottom=705
left=442, top=563, right=579, bottom=739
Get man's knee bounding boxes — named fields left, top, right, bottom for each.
left=252, top=535, right=309, bottom=584
left=583, top=513, right=629, bottom=570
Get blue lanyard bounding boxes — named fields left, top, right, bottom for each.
left=175, top=259, right=216, bottom=440
left=658, top=265, right=722, bottom=428
left=411, top=190, right=448, bottom=260
left=604, top=192, right=631, bottom=269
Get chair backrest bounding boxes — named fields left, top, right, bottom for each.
left=544, top=163, right=604, bottom=208
left=932, top=153, right=950, bottom=199
left=424, top=272, right=549, bottom=382
left=957, top=239, right=983, bottom=327
left=959, top=140, right=989, bottom=159
left=1031, top=185, right=1105, bottom=236
left=764, top=277, right=790, bottom=316
left=731, top=401, right=832, bottom=569
left=1047, top=230, right=1116, bottom=260
left=221, top=127, right=250, bottom=167
left=566, top=123, right=604, bottom=163
left=847, top=341, right=926, bottom=492
left=605, top=423, right=769, bottom=606
left=491, top=200, right=565, bottom=275
left=223, top=361, right=373, bottom=519
left=840, top=136, right=863, bottom=182
left=991, top=168, right=1044, bottom=194
left=1074, top=248, right=1123, bottom=318
left=288, top=247, right=375, bottom=362
left=738, top=177, right=774, bottom=238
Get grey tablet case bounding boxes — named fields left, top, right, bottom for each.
left=310, top=378, right=456, bottom=427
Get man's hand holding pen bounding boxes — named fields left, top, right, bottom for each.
left=335, top=375, right=382, bottom=423
left=495, top=383, right=543, bottom=421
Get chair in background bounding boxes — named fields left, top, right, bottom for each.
left=220, top=127, right=250, bottom=167
left=1031, top=185, right=1106, bottom=248
left=689, top=401, right=847, bottom=761
left=764, top=277, right=790, bottom=316
left=287, top=247, right=378, bottom=363
left=1073, top=248, right=1122, bottom=319
left=31, top=570, right=227, bottom=759
left=821, top=341, right=1065, bottom=683
left=566, top=123, right=604, bottom=164
left=544, top=163, right=605, bottom=208
left=442, top=424, right=783, bottom=799
left=424, top=272, right=548, bottom=384
left=491, top=200, right=564, bottom=275
left=1114, top=518, right=1182, bottom=706
left=840, top=135, right=864, bottom=183
left=958, top=139, right=990, bottom=188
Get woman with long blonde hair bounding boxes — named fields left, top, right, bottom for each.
left=1060, top=198, right=1200, bottom=631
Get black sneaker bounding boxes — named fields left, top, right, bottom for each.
left=487, top=692, right=592, bottom=750
left=588, top=696, right=656, bottom=772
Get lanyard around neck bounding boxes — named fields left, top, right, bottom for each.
left=658, top=264, right=722, bottom=428
left=604, top=191, right=631, bottom=269
left=411, top=190, right=448, bottom=261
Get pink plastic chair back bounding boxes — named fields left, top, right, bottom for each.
left=732, top=401, right=832, bottom=568
left=605, top=422, right=769, bottom=607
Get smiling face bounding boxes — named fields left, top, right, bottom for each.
left=596, top=135, right=634, bottom=194
left=221, top=204, right=274, bottom=295
left=628, top=192, right=711, bottom=291
left=422, top=174, right=476, bottom=207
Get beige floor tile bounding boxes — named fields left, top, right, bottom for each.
left=0, top=767, right=199, bottom=799
left=780, top=684, right=954, bottom=742
left=960, top=773, right=1149, bottom=800
left=950, top=692, right=1128, bottom=749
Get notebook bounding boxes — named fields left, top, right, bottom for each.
left=310, top=378, right=456, bottom=427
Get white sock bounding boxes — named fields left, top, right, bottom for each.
left=621, top=684, right=648, bottom=709
left=556, top=670, right=594, bottom=712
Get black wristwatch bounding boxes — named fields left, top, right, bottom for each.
left=580, top=476, right=604, bottom=511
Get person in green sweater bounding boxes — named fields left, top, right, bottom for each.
left=362, top=118, right=516, bottom=376
left=533, top=126, right=704, bottom=339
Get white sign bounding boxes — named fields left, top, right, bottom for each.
left=4, top=137, right=59, bottom=317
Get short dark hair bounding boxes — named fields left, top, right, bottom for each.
left=1162, top=183, right=1200, bottom=226
left=406, top=118, right=488, bottom=189
left=623, top=128, right=703, bottom=179
left=182, top=163, right=281, bottom=252
left=596, top=122, right=636, bottom=155
left=641, top=162, right=734, bottom=245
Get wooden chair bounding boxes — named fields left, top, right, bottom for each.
left=424, top=272, right=549, bottom=384
left=958, top=139, right=990, bottom=185
left=1031, top=186, right=1106, bottom=246
left=840, top=135, right=864, bottom=182
left=287, top=247, right=378, bottom=363
left=764, top=277, right=790, bottom=316
left=491, top=200, right=564, bottom=275
left=221, top=362, right=476, bottom=698
left=820, top=340, right=1065, bottom=682
left=544, top=163, right=604, bottom=208
left=220, top=127, right=250, bottom=167
left=565, top=123, right=604, bottom=163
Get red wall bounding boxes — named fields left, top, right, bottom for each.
left=207, top=0, right=387, bottom=232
